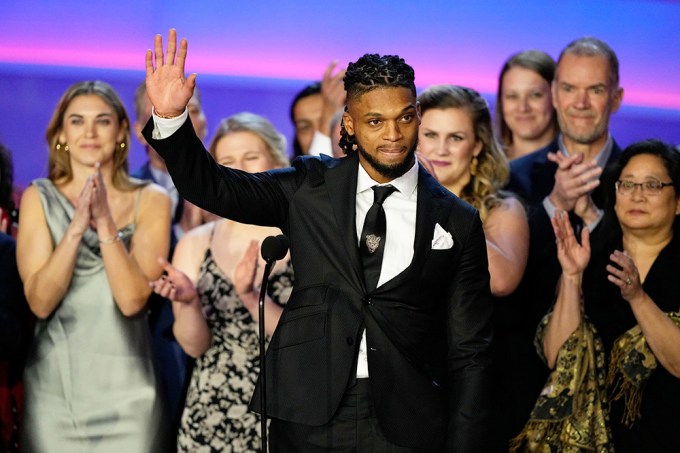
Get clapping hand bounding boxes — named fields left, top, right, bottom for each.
left=551, top=209, right=591, bottom=277
left=71, top=174, right=96, bottom=236
left=547, top=151, right=602, bottom=212
left=150, top=256, right=199, bottom=304
left=233, top=240, right=261, bottom=315
left=145, top=29, right=196, bottom=119
left=90, top=162, right=112, bottom=228
left=606, top=250, right=643, bottom=303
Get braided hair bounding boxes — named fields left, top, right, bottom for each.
left=339, top=54, right=416, bottom=154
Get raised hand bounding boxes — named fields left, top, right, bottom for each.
left=145, top=29, right=197, bottom=118
left=150, top=256, right=199, bottom=304
left=551, top=210, right=591, bottom=277
left=319, top=61, right=347, bottom=136
left=547, top=151, right=602, bottom=212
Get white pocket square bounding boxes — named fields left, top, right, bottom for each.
left=431, top=223, right=454, bottom=250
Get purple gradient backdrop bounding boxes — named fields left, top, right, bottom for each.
left=1, top=0, right=680, bottom=187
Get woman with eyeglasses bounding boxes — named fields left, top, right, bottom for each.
left=513, top=139, right=680, bottom=452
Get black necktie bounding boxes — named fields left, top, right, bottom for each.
left=360, top=185, right=397, bottom=292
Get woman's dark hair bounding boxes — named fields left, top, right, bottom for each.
left=339, top=54, right=416, bottom=155
left=289, top=82, right=321, bottom=158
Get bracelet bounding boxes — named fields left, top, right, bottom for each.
left=153, top=107, right=184, bottom=119
left=99, top=232, right=122, bottom=245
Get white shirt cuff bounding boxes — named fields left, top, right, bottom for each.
left=151, top=108, right=189, bottom=140
left=307, top=131, right=333, bottom=157
left=542, top=196, right=557, bottom=221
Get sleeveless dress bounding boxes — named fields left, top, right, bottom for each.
left=177, top=229, right=294, bottom=452
left=22, top=179, right=165, bottom=452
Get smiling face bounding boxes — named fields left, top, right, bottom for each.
left=212, top=131, right=278, bottom=173
left=342, top=86, right=419, bottom=183
left=615, top=153, right=680, bottom=236
left=418, top=107, right=482, bottom=195
left=501, top=66, right=555, bottom=144
left=58, top=94, right=126, bottom=172
left=553, top=53, right=623, bottom=151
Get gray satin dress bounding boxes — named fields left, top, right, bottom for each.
left=22, top=179, right=165, bottom=452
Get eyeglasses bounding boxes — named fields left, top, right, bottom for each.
left=615, top=179, right=674, bottom=195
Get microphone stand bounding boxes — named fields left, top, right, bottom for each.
left=257, top=258, right=276, bottom=453
left=256, top=235, right=289, bottom=453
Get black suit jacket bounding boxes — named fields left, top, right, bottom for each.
left=145, top=118, right=494, bottom=451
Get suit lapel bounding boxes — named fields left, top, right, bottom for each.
left=324, top=153, right=365, bottom=288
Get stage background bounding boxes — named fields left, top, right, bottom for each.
left=1, top=0, right=679, bottom=187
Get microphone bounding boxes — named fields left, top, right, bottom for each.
left=257, top=234, right=289, bottom=453
left=261, top=234, right=289, bottom=262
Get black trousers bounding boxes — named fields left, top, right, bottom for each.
left=268, top=379, right=436, bottom=452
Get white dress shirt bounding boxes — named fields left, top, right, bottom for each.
left=354, top=160, right=418, bottom=377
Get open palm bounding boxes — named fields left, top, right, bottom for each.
left=145, top=29, right=196, bottom=118
left=551, top=211, right=591, bottom=277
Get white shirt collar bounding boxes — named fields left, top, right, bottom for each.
left=356, top=158, right=419, bottom=197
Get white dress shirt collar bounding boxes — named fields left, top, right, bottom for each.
left=356, top=158, right=419, bottom=197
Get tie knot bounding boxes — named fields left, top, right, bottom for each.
left=372, top=185, right=396, bottom=206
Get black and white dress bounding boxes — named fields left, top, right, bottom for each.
left=177, top=246, right=293, bottom=452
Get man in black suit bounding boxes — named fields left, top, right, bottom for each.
left=144, top=30, right=493, bottom=451
left=503, top=37, right=625, bottom=439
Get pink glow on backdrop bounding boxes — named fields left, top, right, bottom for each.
left=2, top=46, right=680, bottom=111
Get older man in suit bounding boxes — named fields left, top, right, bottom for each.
left=143, top=30, right=493, bottom=452
left=503, top=37, right=625, bottom=440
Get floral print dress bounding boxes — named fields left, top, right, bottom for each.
left=177, top=247, right=293, bottom=452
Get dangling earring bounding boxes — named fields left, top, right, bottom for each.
left=56, top=143, right=69, bottom=152
left=470, top=157, right=478, bottom=176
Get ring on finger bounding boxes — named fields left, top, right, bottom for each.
left=625, top=277, right=632, bottom=286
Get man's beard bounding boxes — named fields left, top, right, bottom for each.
left=558, top=108, right=610, bottom=146
left=356, top=138, right=418, bottom=181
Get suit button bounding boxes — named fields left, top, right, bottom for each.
left=346, top=337, right=354, bottom=345
left=364, top=297, right=372, bottom=306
